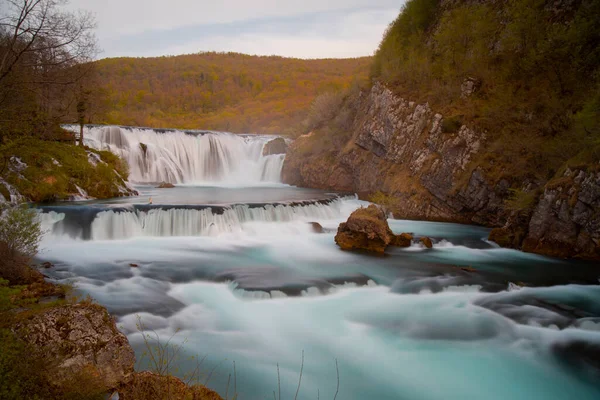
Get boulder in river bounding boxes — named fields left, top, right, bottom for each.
left=335, top=205, right=397, bottom=253
left=310, top=222, right=325, bottom=233
left=262, top=137, right=288, bottom=156
left=420, top=236, right=433, bottom=248
left=392, top=233, right=413, bottom=248
left=157, top=182, right=175, bottom=188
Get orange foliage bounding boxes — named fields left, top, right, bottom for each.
left=94, top=52, right=370, bottom=135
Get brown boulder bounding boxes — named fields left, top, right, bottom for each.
left=262, top=137, right=288, bottom=156
left=119, top=371, right=223, bottom=400
left=335, top=205, right=395, bottom=253
left=157, top=182, right=175, bottom=188
left=392, top=233, right=413, bottom=247
left=14, top=303, right=135, bottom=391
left=420, top=237, right=433, bottom=248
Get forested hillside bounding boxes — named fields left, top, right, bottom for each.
left=283, top=0, right=600, bottom=260
left=93, top=53, right=370, bottom=134
left=371, top=0, right=600, bottom=183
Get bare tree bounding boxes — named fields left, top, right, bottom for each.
left=0, top=0, right=98, bottom=139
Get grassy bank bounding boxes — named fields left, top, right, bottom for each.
left=0, top=138, right=133, bottom=202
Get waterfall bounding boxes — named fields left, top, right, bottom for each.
left=71, top=126, right=286, bottom=184
left=39, top=198, right=347, bottom=240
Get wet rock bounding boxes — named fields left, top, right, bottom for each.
left=335, top=205, right=395, bottom=253
left=262, top=137, right=288, bottom=156
left=119, top=371, right=223, bottom=400
left=139, top=142, right=148, bottom=156
left=41, top=261, right=54, bottom=269
left=392, top=233, right=413, bottom=247
left=157, top=182, right=175, bottom=188
left=552, top=339, right=600, bottom=375
left=14, top=303, right=135, bottom=391
left=129, top=263, right=139, bottom=268
left=420, top=236, right=433, bottom=248
left=309, top=222, right=324, bottom=233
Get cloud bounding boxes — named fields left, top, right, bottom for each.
left=66, top=0, right=401, bottom=59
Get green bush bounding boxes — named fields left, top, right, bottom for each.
left=503, top=189, right=538, bottom=214
left=0, top=329, right=54, bottom=400
left=0, top=206, right=43, bottom=284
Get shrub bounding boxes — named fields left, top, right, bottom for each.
left=503, top=188, right=538, bottom=214
left=303, top=91, right=345, bottom=132
left=0, top=206, right=43, bottom=284
left=441, top=117, right=462, bottom=133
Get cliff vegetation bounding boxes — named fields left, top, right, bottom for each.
left=283, top=0, right=600, bottom=260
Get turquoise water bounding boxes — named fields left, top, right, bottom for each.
left=37, top=187, right=600, bottom=400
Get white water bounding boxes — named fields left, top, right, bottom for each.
left=73, top=126, right=285, bottom=184
left=38, top=202, right=600, bottom=400
left=40, top=198, right=354, bottom=241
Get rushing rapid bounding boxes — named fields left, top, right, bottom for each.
left=73, top=125, right=285, bottom=184
left=37, top=127, right=600, bottom=400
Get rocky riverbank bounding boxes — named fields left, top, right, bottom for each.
left=0, top=266, right=222, bottom=400
left=282, top=82, right=599, bottom=260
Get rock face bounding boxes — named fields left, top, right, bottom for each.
left=14, top=303, right=135, bottom=391
left=262, top=137, right=288, bottom=156
left=283, top=81, right=599, bottom=260
left=335, top=205, right=412, bottom=253
left=460, top=77, right=481, bottom=99
left=521, top=168, right=600, bottom=259
left=283, top=82, right=501, bottom=225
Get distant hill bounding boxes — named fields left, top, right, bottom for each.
left=92, top=52, right=370, bottom=135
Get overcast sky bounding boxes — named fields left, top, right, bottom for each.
left=65, top=0, right=403, bottom=59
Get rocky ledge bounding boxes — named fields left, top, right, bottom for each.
left=14, top=302, right=135, bottom=391
left=491, top=167, right=600, bottom=259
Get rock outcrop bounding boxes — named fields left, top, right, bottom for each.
left=335, top=205, right=412, bottom=253
left=262, top=137, right=288, bottom=156
left=284, top=82, right=502, bottom=225
left=283, top=82, right=599, bottom=260
left=501, top=168, right=600, bottom=259
left=157, top=181, right=175, bottom=188
left=14, top=303, right=135, bottom=391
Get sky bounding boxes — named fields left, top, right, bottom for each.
left=65, top=0, right=403, bottom=59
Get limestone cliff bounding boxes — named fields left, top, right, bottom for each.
left=283, top=82, right=599, bottom=260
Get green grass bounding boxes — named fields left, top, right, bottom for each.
left=1, top=138, right=131, bottom=202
